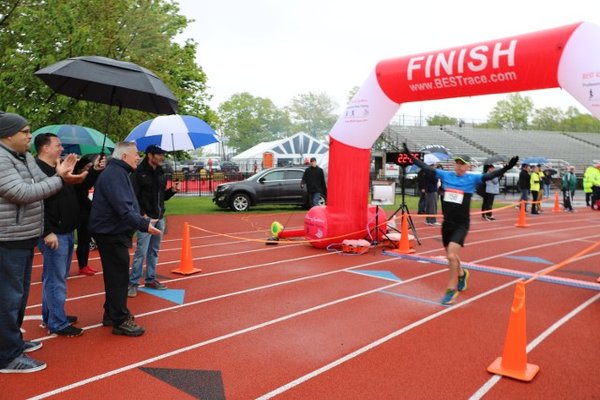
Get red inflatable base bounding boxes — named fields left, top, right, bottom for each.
left=305, top=205, right=387, bottom=248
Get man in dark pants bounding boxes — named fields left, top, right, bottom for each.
left=301, top=157, right=327, bottom=207
left=0, top=112, right=78, bottom=373
left=89, top=142, right=161, bottom=337
left=517, top=164, right=530, bottom=212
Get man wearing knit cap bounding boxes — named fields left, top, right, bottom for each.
left=0, top=112, right=78, bottom=374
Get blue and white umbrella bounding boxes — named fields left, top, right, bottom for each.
left=125, top=115, right=219, bottom=152
left=424, top=152, right=451, bottom=165
left=521, top=156, right=548, bottom=165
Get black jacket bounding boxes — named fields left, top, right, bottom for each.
left=301, top=166, right=326, bottom=194
left=89, top=158, right=150, bottom=237
left=36, top=158, right=80, bottom=236
left=130, top=157, right=176, bottom=219
left=517, top=169, right=530, bottom=191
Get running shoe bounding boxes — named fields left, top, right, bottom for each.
left=457, top=269, right=470, bottom=292
left=441, top=289, right=458, bottom=305
left=51, top=325, right=83, bottom=337
left=0, top=354, right=46, bottom=374
left=145, top=280, right=167, bottom=290
left=23, top=341, right=42, bottom=353
left=128, top=285, right=138, bottom=298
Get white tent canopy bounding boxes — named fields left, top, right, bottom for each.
left=232, top=132, right=328, bottom=172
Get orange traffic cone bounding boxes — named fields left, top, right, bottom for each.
left=487, top=282, right=540, bottom=381
left=515, top=201, right=529, bottom=228
left=172, top=222, right=202, bottom=275
left=391, top=213, right=415, bottom=254
left=552, top=192, right=561, bottom=213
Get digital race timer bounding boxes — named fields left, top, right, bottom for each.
left=386, top=152, right=424, bottom=167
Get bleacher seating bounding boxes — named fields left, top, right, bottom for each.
left=383, top=124, right=600, bottom=173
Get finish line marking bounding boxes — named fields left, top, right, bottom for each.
left=383, top=251, right=600, bottom=291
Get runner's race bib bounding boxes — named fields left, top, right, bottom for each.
left=444, top=188, right=464, bottom=204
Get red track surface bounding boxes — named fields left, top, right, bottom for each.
left=4, top=204, right=599, bottom=399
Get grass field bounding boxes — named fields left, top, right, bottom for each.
left=165, top=195, right=489, bottom=216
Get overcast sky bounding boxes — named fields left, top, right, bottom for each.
left=177, top=0, right=600, bottom=122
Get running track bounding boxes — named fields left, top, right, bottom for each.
left=5, top=203, right=599, bottom=399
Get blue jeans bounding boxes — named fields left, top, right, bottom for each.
left=519, top=189, right=529, bottom=211
left=0, top=246, right=34, bottom=368
left=311, top=193, right=322, bottom=207
left=543, top=184, right=550, bottom=198
left=129, top=218, right=165, bottom=286
left=39, top=233, right=74, bottom=333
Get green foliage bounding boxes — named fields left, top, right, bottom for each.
left=286, top=92, right=338, bottom=140
left=217, top=92, right=291, bottom=153
left=531, top=107, right=564, bottom=130
left=426, top=114, right=457, bottom=127
left=0, top=0, right=212, bottom=142
left=165, top=194, right=491, bottom=216
left=487, top=93, right=534, bottom=129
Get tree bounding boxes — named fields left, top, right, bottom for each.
left=487, top=93, right=534, bottom=129
left=560, top=107, right=600, bottom=132
left=218, top=92, right=290, bottom=153
left=287, top=92, right=338, bottom=140
left=0, top=0, right=212, bottom=141
left=531, top=107, right=564, bottom=131
left=426, top=114, right=457, bottom=127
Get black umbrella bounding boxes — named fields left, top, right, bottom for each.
left=35, top=56, right=177, bottom=114
left=34, top=56, right=178, bottom=151
left=483, top=154, right=508, bottom=165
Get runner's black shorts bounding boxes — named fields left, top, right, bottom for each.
left=442, top=221, right=469, bottom=247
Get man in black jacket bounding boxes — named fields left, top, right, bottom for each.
left=517, top=164, right=530, bottom=212
left=301, top=157, right=326, bottom=207
left=90, top=142, right=161, bottom=337
left=128, top=145, right=177, bottom=297
left=35, top=133, right=89, bottom=338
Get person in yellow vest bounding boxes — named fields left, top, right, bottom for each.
left=530, top=165, right=542, bottom=214
left=583, top=165, right=596, bottom=207
left=589, top=164, right=600, bottom=210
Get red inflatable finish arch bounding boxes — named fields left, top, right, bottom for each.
left=299, top=22, right=600, bottom=248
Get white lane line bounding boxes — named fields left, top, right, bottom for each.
left=29, top=257, right=400, bottom=341
left=469, top=292, right=600, bottom=400
left=27, top=269, right=446, bottom=400
left=255, top=279, right=520, bottom=399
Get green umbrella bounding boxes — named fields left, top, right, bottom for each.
left=31, top=124, right=115, bottom=155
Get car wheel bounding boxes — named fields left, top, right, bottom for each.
left=230, top=193, right=250, bottom=211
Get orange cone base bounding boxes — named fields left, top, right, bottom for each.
left=171, top=267, right=202, bottom=275
left=389, top=245, right=415, bottom=254
left=487, top=357, right=540, bottom=382
left=514, top=223, right=529, bottom=228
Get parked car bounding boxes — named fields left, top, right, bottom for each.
left=220, top=161, right=240, bottom=173
left=213, top=166, right=326, bottom=211
left=178, top=161, right=205, bottom=173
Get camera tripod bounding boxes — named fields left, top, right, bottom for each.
left=387, top=166, right=421, bottom=246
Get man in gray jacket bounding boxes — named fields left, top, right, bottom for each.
left=0, top=112, right=77, bottom=374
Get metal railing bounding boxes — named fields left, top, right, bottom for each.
left=167, top=171, right=253, bottom=196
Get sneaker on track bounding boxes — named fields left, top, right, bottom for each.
left=128, top=285, right=138, bottom=298
left=112, top=318, right=145, bottom=337
left=51, top=325, right=83, bottom=337
left=145, top=280, right=167, bottom=290
left=23, top=341, right=42, bottom=353
left=457, top=269, right=470, bottom=292
left=441, top=289, right=458, bottom=305
left=0, top=354, right=46, bottom=374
